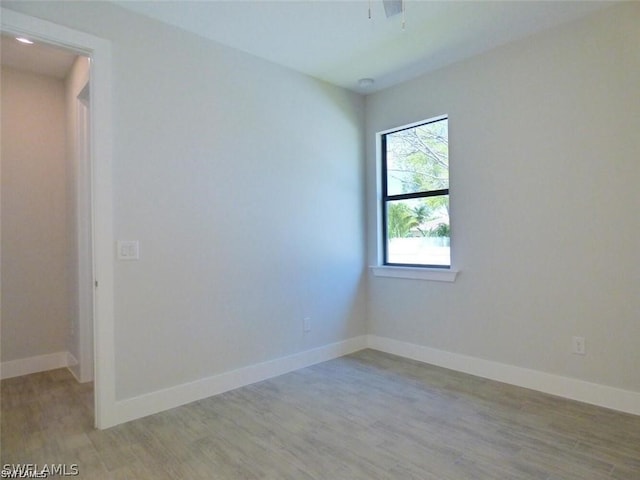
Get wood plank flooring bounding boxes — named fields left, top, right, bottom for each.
left=2, top=349, right=639, bottom=479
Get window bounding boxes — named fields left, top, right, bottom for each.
left=381, top=116, right=450, bottom=268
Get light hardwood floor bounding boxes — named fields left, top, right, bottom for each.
left=2, top=349, right=639, bottom=479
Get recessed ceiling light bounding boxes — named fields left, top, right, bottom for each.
left=358, top=78, right=375, bottom=88
left=16, top=37, right=34, bottom=45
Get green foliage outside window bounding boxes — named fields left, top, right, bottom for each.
left=383, top=117, right=450, bottom=266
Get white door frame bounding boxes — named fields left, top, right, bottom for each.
left=76, top=81, right=94, bottom=383
left=1, top=8, right=117, bottom=428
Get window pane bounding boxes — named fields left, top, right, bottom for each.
left=386, top=196, right=450, bottom=266
left=385, top=119, right=449, bottom=196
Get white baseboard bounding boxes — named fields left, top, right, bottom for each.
left=107, top=333, right=640, bottom=427
left=66, top=352, right=82, bottom=382
left=366, top=335, right=640, bottom=416
left=113, top=335, right=368, bottom=426
left=1, top=351, right=72, bottom=379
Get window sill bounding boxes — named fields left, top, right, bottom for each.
left=370, top=266, right=459, bottom=282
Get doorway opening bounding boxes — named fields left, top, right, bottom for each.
left=1, top=35, right=94, bottom=390
left=1, top=8, right=116, bottom=429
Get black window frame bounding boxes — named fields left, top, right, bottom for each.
left=381, top=117, right=450, bottom=269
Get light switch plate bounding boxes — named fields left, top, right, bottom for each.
left=117, top=240, right=139, bottom=260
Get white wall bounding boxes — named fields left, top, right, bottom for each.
left=9, top=0, right=635, bottom=417
left=366, top=3, right=640, bottom=393
left=1, top=67, right=70, bottom=363
left=3, top=1, right=366, bottom=401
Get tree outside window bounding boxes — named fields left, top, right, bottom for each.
left=382, top=117, right=450, bottom=267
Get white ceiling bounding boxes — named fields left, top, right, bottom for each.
left=114, top=0, right=615, bottom=93
left=1, top=34, right=78, bottom=79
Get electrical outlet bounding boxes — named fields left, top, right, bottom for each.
left=572, top=336, right=586, bottom=355
left=303, top=317, right=311, bottom=333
